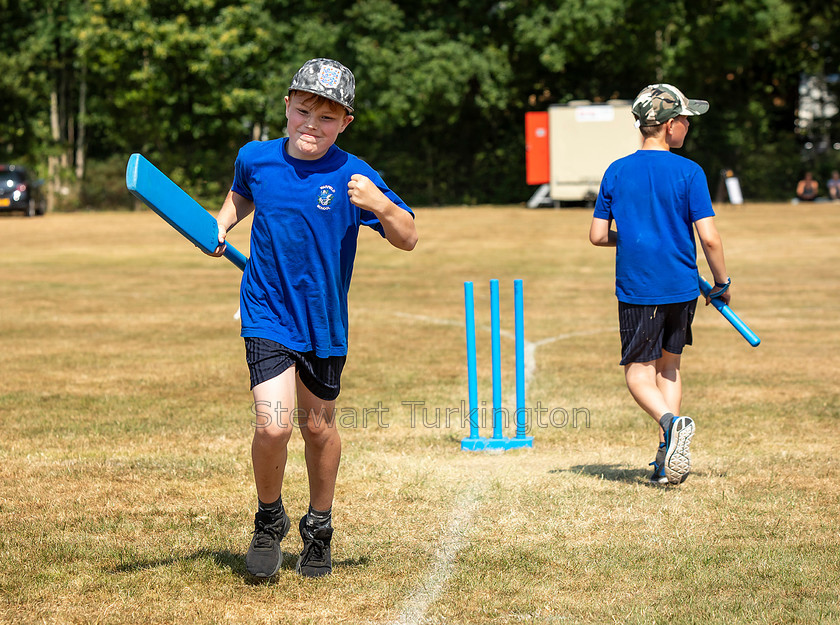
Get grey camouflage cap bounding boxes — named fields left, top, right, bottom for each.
left=289, top=58, right=355, bottom=112
left=632, top=84, right=709, bottom=127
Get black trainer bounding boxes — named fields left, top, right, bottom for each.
left=245, top=509, right=290, bottom=578
left=296, top=516, right=333, bottom=578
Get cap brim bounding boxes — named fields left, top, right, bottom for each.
left=288, top=87, right=354, bottom=112
left=684, top=98, right=709, bottom=116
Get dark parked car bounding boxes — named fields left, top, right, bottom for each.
left=0, top=164, right=46, bottom=217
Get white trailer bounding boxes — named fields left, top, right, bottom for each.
left=547, top=100, right=640, bottom=203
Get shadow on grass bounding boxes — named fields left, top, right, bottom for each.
left=111, top=550, right=369, bottom=584
left=550, top=464, right=650, bottom=484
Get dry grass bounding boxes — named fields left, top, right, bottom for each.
left=1, top=204, right=839, bottom=624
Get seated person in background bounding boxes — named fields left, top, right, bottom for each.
left=827, top=171, right=840, bottom=201
left=796, top=172, right=819, bottom=201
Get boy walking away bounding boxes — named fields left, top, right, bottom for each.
left=589, top=84, right=731, bottom=486
left=211, top=58, right=417, bottom=577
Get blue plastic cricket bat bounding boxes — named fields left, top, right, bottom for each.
left=698, top=276, right=760, bottom=347
left=125, top=153, right=247, bottom=271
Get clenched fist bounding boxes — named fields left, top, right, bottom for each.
left=347, top=174, right=388, bottom=215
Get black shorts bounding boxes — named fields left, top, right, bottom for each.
left=244, top=337, right=346, bottom=401
left=618, top=300, right=697, bottom=365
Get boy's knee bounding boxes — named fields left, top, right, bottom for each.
left=253, top=421, right=294, bottom=447
left=299, top=415, right=339, bottom=445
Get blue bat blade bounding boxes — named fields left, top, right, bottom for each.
left=125, top=153, right=247, bottom=271
left=698, top=276, right=760, bottom=347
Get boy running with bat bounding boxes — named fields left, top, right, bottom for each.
left=211, top=58, right=417, bottom=577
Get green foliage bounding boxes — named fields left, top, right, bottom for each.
left=1, top=0, right=838, bottom=206
left=76, top=154, right=136, bottom=210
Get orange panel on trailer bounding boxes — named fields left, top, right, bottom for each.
left=525, top=111, right=550, bottom=185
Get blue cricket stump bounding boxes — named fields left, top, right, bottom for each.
left=461, top=279, right=535, bottom=451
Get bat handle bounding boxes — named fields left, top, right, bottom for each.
left=698, top=275, right=714, bottom=298
left=223, top=245, right=248, bottom=272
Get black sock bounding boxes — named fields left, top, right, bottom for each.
left=306, top=505, right=332, bottom=530
left=258, top=496, right=285, bottom=519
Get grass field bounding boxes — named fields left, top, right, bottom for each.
left=1, top=203, right=839, bottom=625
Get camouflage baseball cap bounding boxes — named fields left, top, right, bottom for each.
left=289, top=58, right=355, bottom=112
left=632, top=84, right=709, bottom=127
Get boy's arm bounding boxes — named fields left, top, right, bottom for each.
left=589, top=217, right=616, bottom=247
left=348, top=174, right=418, bottom=251
left=694, top=216, right=731, bottom=305
left=209, top=190, right=255, bottom=256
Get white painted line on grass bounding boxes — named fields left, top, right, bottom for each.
left=383, top=315, right=615, bottom=623
left=387, top=487, right=483, bottom=625
left=532, top=327, right=616, bottom=347
left=393, top=311, right=461, bottom=328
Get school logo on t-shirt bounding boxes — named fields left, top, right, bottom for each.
left=317, top=185, right=336, bottom=210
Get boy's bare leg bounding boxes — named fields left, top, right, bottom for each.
left=293, top=377, right=340, bottom=578
left=251, top=367, right=297, bottom=504
left=626, top=352, right=694, bottom=484
left=655, top=350, right=682, bottom=441
left=295, top=376, right=341, bottom=511
left=625, top=359, right=676, bottom=425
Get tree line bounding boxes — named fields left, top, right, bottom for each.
left=1, top=0, right=838, bottom=208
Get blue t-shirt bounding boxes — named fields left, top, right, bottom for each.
left=232, top=138, right=414, bottom=357
left=594, top=150, right=715, bottom=305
